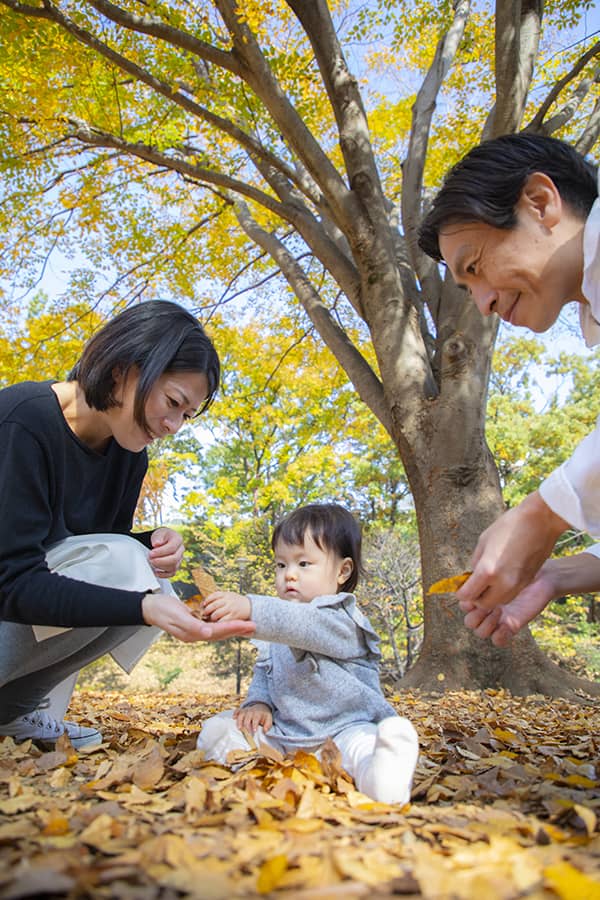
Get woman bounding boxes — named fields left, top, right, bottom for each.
left=0, top=300, right=254, bottom=748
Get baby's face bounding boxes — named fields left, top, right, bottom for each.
left=273, top=534, right=348, bottom=603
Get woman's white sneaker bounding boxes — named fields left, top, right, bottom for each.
left=0, top=709, right=102, bottom=749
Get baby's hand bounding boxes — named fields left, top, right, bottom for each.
left=202, top=590, right=251, bottom=622
left=234, top=703, right=273, bottom=734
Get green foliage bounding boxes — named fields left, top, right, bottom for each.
left=486, top=336, right=600, bottom=508
left=148, top=660, right=183, bottom=691
left=531, top=593, right=600, bottom=680
left=177, top=311, right=407, bottom=529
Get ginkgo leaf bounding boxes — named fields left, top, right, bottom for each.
left=191, top=567, right=218, bottom=599
left=544, top=862, right=600, bottom=900
left=573, top=804, right=597, bottom=836
left=183, top=593, right=207, bottom=619
left=428, top=572, right=472, bottom=594
left=257, top=854, right=288, bottom=894
left=41, top=813, right=71, bottom=836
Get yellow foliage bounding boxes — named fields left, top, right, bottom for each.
left=256, top=853, right=288, bottom=893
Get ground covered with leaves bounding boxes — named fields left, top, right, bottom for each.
left=0, top=688, right=598, bottom=899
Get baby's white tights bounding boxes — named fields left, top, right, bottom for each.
left=335, top=716, right=419, bottom=805
left=197, top=712, right=419, bottom=805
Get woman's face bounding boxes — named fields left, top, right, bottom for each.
left=109, top=369, right=210, bottom=452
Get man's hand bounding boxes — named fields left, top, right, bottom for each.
left=203, top=590, right=251, bottom=622
left=234, top=703, right=273, bottom=734
left=459, top=574, right=555, bottom=646
left=456, top=491, right=568, bottom=612
left=142, top=592, right=255, bottom=642
left=460, top=551, right=600, bottom=645
left=148, top=527, right=184, bottom=578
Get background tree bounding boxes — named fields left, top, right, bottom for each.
left=180, top=312, right=407, bottom=527
left=486, top=332, right=600, bottom=677
left=361, top=525, right=423, bottom=680
left=0, top=296, right=102, bottom=386
left=0, top=0, right=598, bottom=695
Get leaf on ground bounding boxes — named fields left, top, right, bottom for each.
left=0, top=688, right=598, bottom=898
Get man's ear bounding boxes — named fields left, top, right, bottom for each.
left=337, top=557, right=354, bottom=585
left=518, top=172, right=562, bottom=229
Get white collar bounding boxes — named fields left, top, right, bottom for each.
left=580, top=171, right=600, bottom=347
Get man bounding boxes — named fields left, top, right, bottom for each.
left=418, top=133, right=600, bottom=646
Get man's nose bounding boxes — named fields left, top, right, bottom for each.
left=470, top=280, right=498, bottom=316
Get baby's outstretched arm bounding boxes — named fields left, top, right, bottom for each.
left=203, top=590, right=251, bottom=621
left=234, top=703, right=273, bottom=733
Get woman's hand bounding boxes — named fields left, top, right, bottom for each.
left=203, top=590, right=251, bottom=622
left=234, top=703, right=273, bottom=734
left=148, top=527, right=184, bottom=578
left=142, top=592, right=255, bottom=642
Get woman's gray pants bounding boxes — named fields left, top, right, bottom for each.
left=0, top=534, right=166, bottom=724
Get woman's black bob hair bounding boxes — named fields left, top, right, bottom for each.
left=271, top=503, right=364, bottom=593
left=70, top=300, right=220, bottom=431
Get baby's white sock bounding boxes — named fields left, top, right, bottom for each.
left=356, top=716, right=419, bottom=805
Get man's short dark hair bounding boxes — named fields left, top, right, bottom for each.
left=418, top=133, right=598, bottom=261
left=272, top=503, right=364, bottom=593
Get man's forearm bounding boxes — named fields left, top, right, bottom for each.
left=544, top=552, right=600, bottom=598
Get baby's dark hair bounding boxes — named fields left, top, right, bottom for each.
left=271, top=503, right=364, bottom=593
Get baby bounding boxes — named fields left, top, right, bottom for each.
left=197, top=503, right=419, bottom=804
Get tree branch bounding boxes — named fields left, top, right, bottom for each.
left=235, top=201, right=391, bottom=432
left=0, top=0, right=307, bottom=194
left=87, top=0, right=240, bottom=75
left=214, top=0, right=358, bottom=234
left=576, top=96, right=600, bottom=156
left=62, top=119, right=296, bottom=220
left=530, top=70, right=599, bottom=137
left=491, top=0, right=543, bottom=136
left=524, top=41, right=600, bottom=132
left=248, top=155, right=363, bottom=316
left=285, top=0, right=390, bottom=233
left=402, top=0, right=470, bottom=284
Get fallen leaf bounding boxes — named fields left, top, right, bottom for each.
left=257, top=853, right=288, bottom=893
left=544, top=861, right=600, bottom=900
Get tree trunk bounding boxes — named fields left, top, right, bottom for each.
left=379, top=297, right=600, bottom=699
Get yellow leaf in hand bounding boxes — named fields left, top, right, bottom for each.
left=427, top=572, right=472, bottom=594
left=191, top=566, right=218, bottom=598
